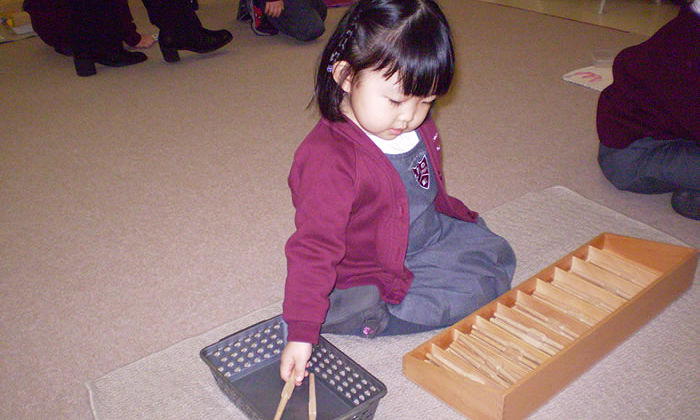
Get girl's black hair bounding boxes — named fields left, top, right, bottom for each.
left=315, top=0, right=455, bottom=121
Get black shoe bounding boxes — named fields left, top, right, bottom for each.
left=247, top=0, right=278, bottom=36
left=74, top=55, right=97, bottom=77
left=95, top=49, right=148, bottom=67
left=671, top=189, right=700, bottom=220
left=158, top=28, right=233, bottom=62
left=73, top=49, right=147, bottom=77
left=54, top=44, right=73, bottom=57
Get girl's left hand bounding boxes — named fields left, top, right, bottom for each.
left=265, top=0, right=284, bottom=18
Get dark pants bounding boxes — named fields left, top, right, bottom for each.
left=25, top=0, right=203, bottom=56
left=598, top=137, right=700, bottom=193
left=23, top=0, right=73, bottom=54
left=71, top=0, right=125, bottom=56
left=322, top=284, right=451, bottom=337
left=267, top=0, right=327, bottom=41
left=141, top=0, right=202, bottom=38
left=25, top=0, right=125, bottom=55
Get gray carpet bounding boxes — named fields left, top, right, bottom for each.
left=86, top=187, right=699, bottom=420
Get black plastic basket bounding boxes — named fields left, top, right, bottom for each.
left=200, top=315, right=387, bottom=419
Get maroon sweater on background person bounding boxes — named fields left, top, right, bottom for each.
left=596, top=5, right=699, bottom=149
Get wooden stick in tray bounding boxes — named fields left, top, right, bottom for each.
left=452, top=330, right=531, bottom=384
left=532, top=279, right=609, bottom=326
left=586, top=246, right=660, bottom=287
left=569, top=257, right=642, bottom=299
left=447, top=340, right=514, bottom=387
left=552, top=267, right=627, bottom=312
left=491, top=315, right=560, bottom=356
left=494, top=303, right=572, bottom=349
left=426, top=343, right=505, bottom=389
left=469, top=328, right=539, bottom=371
left=454, top=329, right=533, bottom=379
left=273, top=377, right=296, bottom=420
left=514, top=291, right=588, bottom=338
left=472, top=316, right=550, bottom=366
left=511, top=304, right=577, bottom=341
left=309, top=373, right=316, bottom=420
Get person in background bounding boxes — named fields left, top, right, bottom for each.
left=238, top=0, right=326, bottom=41
left=23, top=0, right=154, bottom=56
left=596, top=1, right=699, bottom=220
left=24, top=0, right=232, bottom=76
left=279, top=0, right=515, bottom=386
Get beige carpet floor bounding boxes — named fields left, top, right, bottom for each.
left=476, top=0, right=680, bottom=36
left=1, top=0, right=698, bottom=419
left=87, top=186, right=699, bottom=420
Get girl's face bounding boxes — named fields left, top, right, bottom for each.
left=336, top=66, right=437, bottom=140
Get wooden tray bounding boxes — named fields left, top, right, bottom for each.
left=403, top=233, right=698, bottom=420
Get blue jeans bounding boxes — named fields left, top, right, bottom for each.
left=267, top=0, right=326, bottom=41
left=598, top=137, right=700, bottom=193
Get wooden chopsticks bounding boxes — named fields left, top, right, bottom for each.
left=309, top=373, right=317, bottom=420
left=272, top=373, right=317, bottom=420
left=272, top=377, right=295, bottom=420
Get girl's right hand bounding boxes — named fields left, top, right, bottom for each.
left=280, top=341, right=313, bottom=385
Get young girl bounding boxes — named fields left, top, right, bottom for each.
left=280, top=0, right=516, bottom=385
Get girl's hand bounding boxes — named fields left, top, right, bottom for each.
left=280, top=341, right=312, bottom=385
left=265, top=0, right=284, bottom=18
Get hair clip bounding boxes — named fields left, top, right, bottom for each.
left=326, top=15, right=358, bottom=74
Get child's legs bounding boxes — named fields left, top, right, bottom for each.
left=322, top=285, right=453, bottom=338
left=380, top=313, right=461, bottom=336
left=325, top=297, right=449, bottom=337
left=324, top=285, right=380, bottom=325
left=321, top=285, right=389, bottom=337
left=267, top=0, right=326, bottom=41
left=387, top=217, right=515, bottom=327
left=598, top=137, right=700, bottom=193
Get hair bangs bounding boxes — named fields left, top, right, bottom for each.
left=374, top=8, right=454, bottom=98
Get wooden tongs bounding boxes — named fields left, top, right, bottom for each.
left=272, top=373, right=316, bottom=420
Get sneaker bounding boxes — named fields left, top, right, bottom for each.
left=237, top=0, right=251, bottom=21
left=671, top=189, right=700, bottom=220
left=246, top=0, right=278, bottom=36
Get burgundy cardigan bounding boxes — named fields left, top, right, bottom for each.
left=596, top=5, right=699, bottom=149
left=283, top=117, right=478, bottom=344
